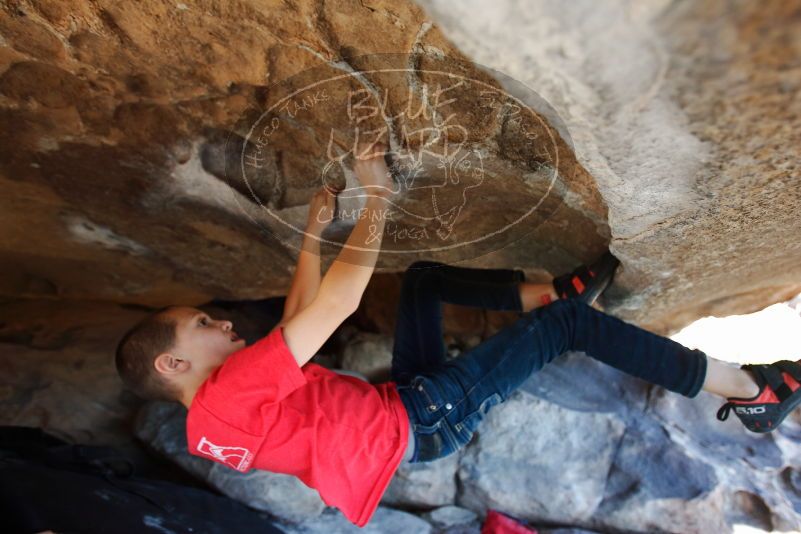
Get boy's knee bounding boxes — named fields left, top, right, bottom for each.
left=540, top=298, right=574, bottom=314
left=531, top=298, right=588, bottom=323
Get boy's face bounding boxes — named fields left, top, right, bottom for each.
left=165, top=306, right=247, bottom=374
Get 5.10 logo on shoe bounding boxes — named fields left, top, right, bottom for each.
left=735, top=406, right=767, bottom=415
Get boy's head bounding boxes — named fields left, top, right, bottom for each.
left=114, top=306, right=246, bottom=404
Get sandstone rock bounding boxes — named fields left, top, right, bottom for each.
left=0, top=299, right=148, bottom=451
left=416, top=0, right=801, bottom=332
left=4, top=1, right=801, bottom=531
left=0, top=0, right=607, bottom=310
left=4, top=0, right=797, bottom=333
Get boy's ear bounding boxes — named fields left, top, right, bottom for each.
left=154, top=352, right=189, bottom=376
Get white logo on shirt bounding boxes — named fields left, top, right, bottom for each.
left=196, top=436, right=252, bottom=471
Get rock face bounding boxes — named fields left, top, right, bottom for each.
left=2, top=1, right=799, bottom=330
left=3, top=0, right=801, bottom=532
left=415, top=0, right=801, bottom=331
left=1, top=0, right=799, bottom=331
left=0, top=0, right=607, bottom=311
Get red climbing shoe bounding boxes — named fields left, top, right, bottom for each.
left=551, top=250, right=620, bottom=306
left=717, top=360, right=801, bottom=433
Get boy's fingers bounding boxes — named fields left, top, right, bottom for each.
left=355, top=140, right=387, bottom=159
left=323, top=185, right=340, bottom=195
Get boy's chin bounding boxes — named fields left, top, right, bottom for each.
left=228, top=338, right=246, bottom=350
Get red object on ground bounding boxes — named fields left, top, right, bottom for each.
left=481, top=510, right=539, bottom=534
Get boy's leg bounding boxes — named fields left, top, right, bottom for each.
left=390, top=260, right=528, bottom=385
left=391, top=253, right=618, bottom=385
left=447, top=298, right=709, bottom=400
left=399, top=299, right=711, bottom=462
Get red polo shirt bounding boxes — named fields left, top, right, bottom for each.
left=185, top=325, right=410, bottom=527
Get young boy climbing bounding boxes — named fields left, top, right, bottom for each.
left=115, top=140, right=801, bottom=528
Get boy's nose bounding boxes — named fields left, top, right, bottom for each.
left=220, top=321, right=232, bottom=332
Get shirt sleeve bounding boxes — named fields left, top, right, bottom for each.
left=197, top=325, right=307, bottom=428
left=186, top=400, right=264, bottom=473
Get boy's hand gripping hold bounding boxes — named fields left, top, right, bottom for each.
left=280, top=139, right=392, bottom=368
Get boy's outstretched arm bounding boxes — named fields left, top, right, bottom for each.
left=280, top=187, right=337, bottom=324
left=281, top=141, right=392, bottom=368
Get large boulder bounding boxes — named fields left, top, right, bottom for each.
left=4, top=0, right=801, bottom=532
left=415, top=0, right=801, bottom=332
left=3, top=1, right=799, bottom=330
left=506, top=352, right=801, bottom=532
left=0, top=0, right=607, bottom=311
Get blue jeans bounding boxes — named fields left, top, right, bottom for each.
left=392, top=261, right=708, bottom=463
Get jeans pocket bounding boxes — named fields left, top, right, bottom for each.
left=453, top=393, right=502, bottom=447
left=412, top=375, right=445, bottom=415
left=413, top=419, right=445, bottom=462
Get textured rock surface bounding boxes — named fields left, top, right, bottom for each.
left=417, top=0, right=801, bottom=331
left=0, top=299, right=146, bottom=448
left=274, top=506, right=433, bottom=534
left=3, top=1, right=799, bottom=329
left=4, top=0, right=801, bottom=532
left=422, top=505, right=478, bottom=530
left=0, top=0, right=607, bottom=311
left=381, top=452, right=459, bottom=508
left=457, top=393, right=627, bottom=525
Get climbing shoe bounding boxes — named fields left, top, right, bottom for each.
left=551, top=250, right=620, bottom=306
left=716, top=360, right=801, bottom=433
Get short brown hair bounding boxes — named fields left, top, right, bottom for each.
left=115, top=307, right=181, bottom=402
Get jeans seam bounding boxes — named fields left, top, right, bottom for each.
left=450, top=319, right=536, bottom=411
left=398, top=265, right=526, bottom=381
left=413, top=273, right=442, bottom=374
left=454, top=392, right=501, bottom=436
left=417, top=377, right=440, bottom=412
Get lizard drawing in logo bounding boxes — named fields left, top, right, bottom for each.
left=321, top=124, right=485, bottom=242
left=196, top=436, right=252, bottom=471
